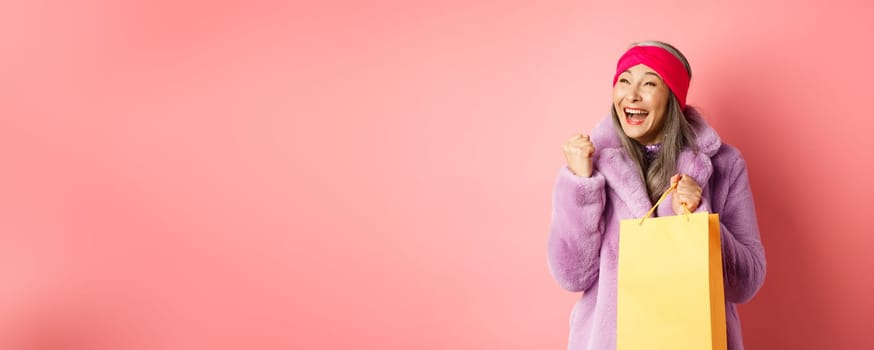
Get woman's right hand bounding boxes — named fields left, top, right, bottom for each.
left=562, top=134, right=595, bottom=178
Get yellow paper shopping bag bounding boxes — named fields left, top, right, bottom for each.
left=617, top=184, right=727, bottom=350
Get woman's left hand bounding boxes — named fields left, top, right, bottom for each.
left=671, top=174, right=701, bottom=214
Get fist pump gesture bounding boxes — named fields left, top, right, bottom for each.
left=563, top=134, right=595, bottom=178
left=562, top=134, right=703, bottom=216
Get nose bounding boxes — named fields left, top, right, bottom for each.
left=626, top=85, right=642, bottom=102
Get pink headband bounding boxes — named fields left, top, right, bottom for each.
left=612, top=45, right=690, bottom=109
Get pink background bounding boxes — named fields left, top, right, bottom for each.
left=2, top=0, right=873, bottom=349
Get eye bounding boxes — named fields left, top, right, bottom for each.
left=644, top=81, right=658, bottom=87
left=619, top=78, right=630, bottom=84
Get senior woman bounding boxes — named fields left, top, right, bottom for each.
left=547, top=41, right=766, bottom=349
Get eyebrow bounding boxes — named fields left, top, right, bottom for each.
left=620, top=70, right=661, bottom=78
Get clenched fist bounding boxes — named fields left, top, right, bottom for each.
left=563, top=134, right=595, bottom=178
left=671, top=174, right=702, bottom=214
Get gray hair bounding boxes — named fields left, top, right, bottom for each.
left=611, top=41, right=697, bottom=202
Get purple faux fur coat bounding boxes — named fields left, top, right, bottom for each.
left=547, top=107, right=766, bottom=350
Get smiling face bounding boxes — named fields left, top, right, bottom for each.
left=612, top=64, right=672, bottom=145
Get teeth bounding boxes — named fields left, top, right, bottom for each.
left=624, top=108, right=648, bottom=115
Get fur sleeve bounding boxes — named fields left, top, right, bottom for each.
left=719, top=157, right=767, bottom=303
left=547, top=166, right=607, bottom=292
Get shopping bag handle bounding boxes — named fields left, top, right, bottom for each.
left=638, top=182, right=691, bottom=225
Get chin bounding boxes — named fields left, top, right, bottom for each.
left=621, top=127, right=644, bottom=140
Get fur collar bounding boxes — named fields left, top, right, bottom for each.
left=589, top=107, right=722, bottom=218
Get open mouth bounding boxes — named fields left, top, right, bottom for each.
left=623, top=107, right=649, bottom=126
